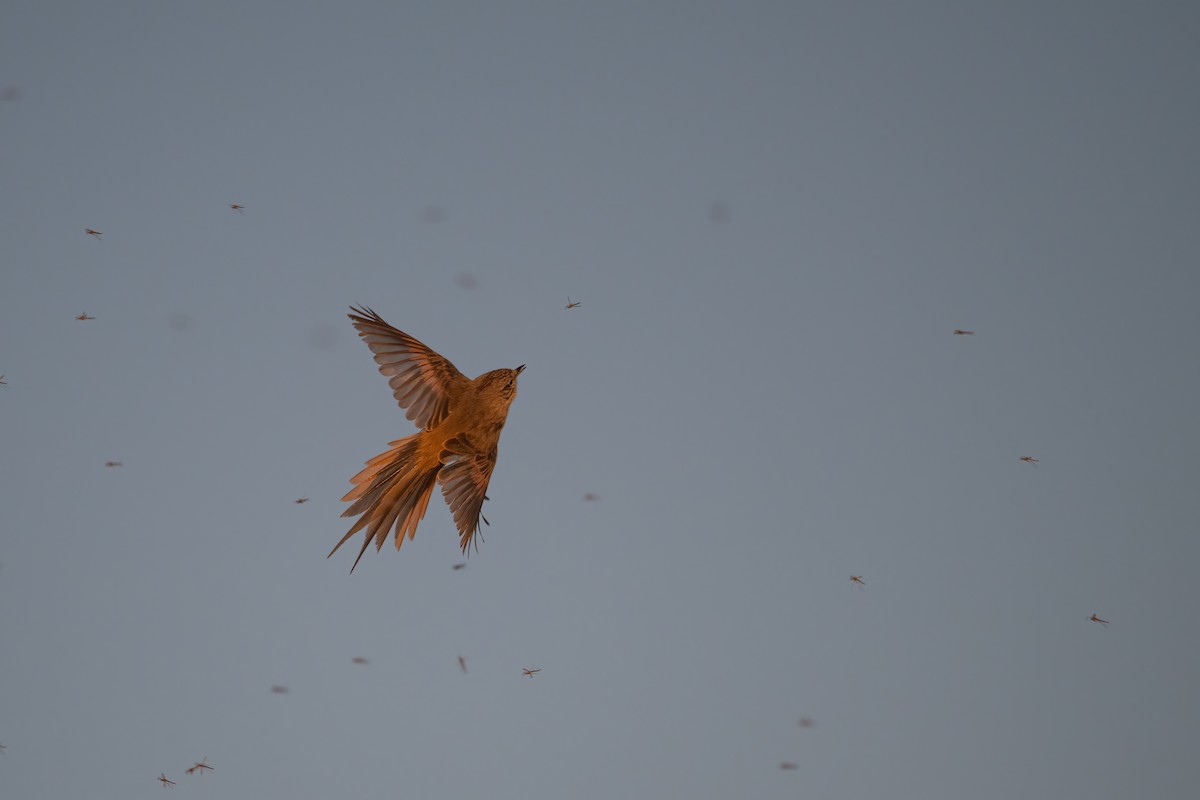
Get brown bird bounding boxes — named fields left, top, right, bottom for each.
left=76, top=313, right=95, bottom=321
left=953, top=329, right=974, bottom=335
left=229, top=203, right=245, bottom=213
left=850, top=575, right=865, bottom=587
left=522, top=667, right=540, bottom=677
left=294, top=496, right=309, bottom=504
left=1020, top=456, right=1039, bottom=464
left=105, top=461, right=122, bottom=468
left=157, top=773, right=176, bottom=788
left=85, top=228, right=103, bottom=240
left=1090, top=614, right=1109, bottom=625
left=328, top=306, right=523, bottom=571
left=565, top=296, right=581, bottom=309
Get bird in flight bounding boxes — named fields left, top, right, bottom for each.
left=352, top=656, right=368, bottom=664
left=294, top=496, right=309, bottom=504
left=185, top=758, right=213, bottom=776
left=565, top=296, right=581, bottom=309
left=1020, top=456, right=1039, bottom=464
left=850, top=575, right=866, bottom=587
left=157, top=774, right=176, bottom=788
left=271, top=685, right=289, bottom=694
left=105, top=461, right=122, bottom=468
left=229, top=203, right=245, bottom=214
left=458, top=655, right=467, bottom=673
left=779, top=762, right=798, bottom=770
left=798, top=717, right=815, bottom=728
left=522, top=667, right=540, bottom=678
left=452, top=562, right=466, bottom=570
left=76, top=313, right=95, bottom=321
left=953, top=329, right=974, bottom=335
left=1090, top=614, right=1109, bottom=626
left=329, top=306, right=523, bottom=571
left=0, top=375, right=7, bottom=389
left=85, top=228, right=103, bottom=240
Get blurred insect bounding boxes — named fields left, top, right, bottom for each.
left=583, top=493, right=599, bottom=501
left=294, top=496, right=309, bottom=504
left=158, top=774, right=176, bottom=788
left=271, top=685, right=289, bottom=694
left=352, top=657, right=368, bottom=665
left=953, top=329, right=974, bottom=335
left=230, top=204, right=245, bottom=214
left=185, top=758, right=213, bottom=776
left=105, top=461, right=123, bottom=468
left=779, top=762, right=798, bottom=770
left=1020, top=456, right=1039, bottom=465
left=1090, top=614, right=1109, bottom=626
left=85, top=228, right=103, bottom=240
left=797, top=718, right=815, bottom=728
left=850, top=575, right=865, bottom=587
left=452, top=563, right=466, bottom=571
left=76, top=313, right=95, bottom=321
left=458, top=655, right=467, bottom=673
left=566, top=296, right=581, bottom=309
left=522, top=668, right=540, bottom=678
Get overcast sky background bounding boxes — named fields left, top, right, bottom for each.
left=2, top=2, right=1199, bottom=798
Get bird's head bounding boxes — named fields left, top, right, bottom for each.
left=478, top=365, right=524, bottom=406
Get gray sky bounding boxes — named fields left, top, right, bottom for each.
left=2, top=2, right=1198, bottom=798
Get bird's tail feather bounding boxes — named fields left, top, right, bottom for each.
left=329, top=434, right=439, bottom=572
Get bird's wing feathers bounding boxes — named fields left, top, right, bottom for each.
left=437, top=433, right=497, bottom=553
left=348, top=305, right=470, bottom=430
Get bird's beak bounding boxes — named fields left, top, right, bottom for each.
left=516, top=364, right=526, bottom=374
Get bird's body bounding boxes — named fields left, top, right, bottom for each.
left=329, top=306, right=522, bottom=571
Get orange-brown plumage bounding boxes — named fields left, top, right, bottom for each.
left=329, top=306, right=522, bottom=571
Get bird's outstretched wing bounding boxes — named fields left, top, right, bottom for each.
left=437, top=433, right=497, bottom=553
left=348, top=305, right=470, bottom=430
